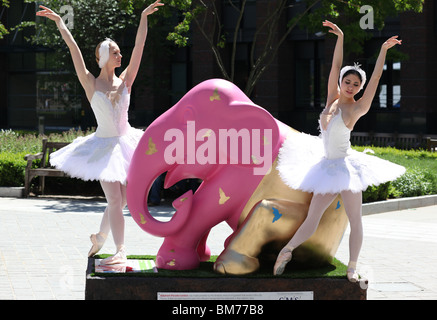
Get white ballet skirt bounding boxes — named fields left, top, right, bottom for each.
left=277, top=109, right=406, bottom=195
left=50, top=85, right=143, bottom=185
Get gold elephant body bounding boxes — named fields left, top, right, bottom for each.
left=214, top=153, right=348, bottom=275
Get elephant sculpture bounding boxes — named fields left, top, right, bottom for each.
left=126, top=79, right=348, bottom=275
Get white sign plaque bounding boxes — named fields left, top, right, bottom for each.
left=157, top=291, right=314, bottom=300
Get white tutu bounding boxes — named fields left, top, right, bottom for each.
left=50, top=127, right=143, bottom=184
left=50, top=84, right=143, bottom=185
left=277, top=111, right=406, bottom=195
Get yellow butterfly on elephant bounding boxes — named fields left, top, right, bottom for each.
left=139, top=212, right=147, bottom=225
left=210, top=88, right=221, bottom=102
left=219, top=187, right=230, bottom=205
left=145, top=137, right=157, bottom=155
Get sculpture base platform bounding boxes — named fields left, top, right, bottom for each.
left=85, top=258, right=366, bottom=300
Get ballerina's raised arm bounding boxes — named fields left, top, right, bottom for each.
left=36, top=5, right=96, bottom=100
left=356, top=36, right=402, bottom=116
left=323, top=20, right=344, bottom=109
left=120, top=0, right=164, bottom=89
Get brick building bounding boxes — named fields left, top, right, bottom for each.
left=1, top=1, right=436, bottom=136
left=190, top=0, right=437, bottom=136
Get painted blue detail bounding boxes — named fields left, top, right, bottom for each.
left=272, top=207, right=283, bottom=223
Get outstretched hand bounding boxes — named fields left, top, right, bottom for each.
left=323, top=20, right=343, bottom=37
left=143, top=0, right=165, bottom=16
left=382, top=36, right=402, bottom=51
left=36, top=5, right=61, bottom=23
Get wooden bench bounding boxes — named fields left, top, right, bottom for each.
left=24, top=138, right=70, bottom=197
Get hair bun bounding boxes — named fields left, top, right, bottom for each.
left=98, top=38, right=113, bottom=68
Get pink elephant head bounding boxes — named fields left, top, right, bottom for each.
left=126, top=79, right=288, bottom=269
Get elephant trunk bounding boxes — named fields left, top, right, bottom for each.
left=126, top=130, right=193, bottom=237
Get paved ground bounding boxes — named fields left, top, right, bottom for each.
left=0, top=196, right=436, bottom=300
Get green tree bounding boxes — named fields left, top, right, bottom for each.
left=8, top=0, right=178, bottom=99
left=11, top=0, right=148, bottom=74
left=0, top=0, right=11, bottom=39
left=6, top=0, right=425, bottom=95
left=167, top=0, right=424, bottom=95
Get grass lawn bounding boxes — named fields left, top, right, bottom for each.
left=353, top=146, right=437, bottom=172
left=92, top=255, right=348, bottom=279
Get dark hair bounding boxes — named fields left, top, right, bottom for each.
left=342, top=70, right=363, bottom=83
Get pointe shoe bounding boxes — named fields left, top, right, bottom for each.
left=347, top=268, right=359, bottom=283
left=347, top=261, right=359, bottom=282
left=101, top=246, right=127, bottom=265
left=273, top=245, right=294, bottom=276
left=88, top=232, right=107, bottom=257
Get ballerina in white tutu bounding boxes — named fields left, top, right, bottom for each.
left=274, top=20, right=406, bottom=281
left=36, top=1, right=164, bottom=264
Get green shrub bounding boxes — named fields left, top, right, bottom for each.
left=0, top=152, right=28, bottom=187
left=357, top=146, right=437, bottom=202
left=0, top=128, right=95, bottom=189
left=0, top=128, right=94, bottom=153
left=391, top=167, right=437, bottom=198
left=0, top=130, right=41, bottom=154
left=363, top=182, right=389, bottom=203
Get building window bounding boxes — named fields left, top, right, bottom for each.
left=222, top=0, right=256, bottom=91
left=294, top=41, right=325, bottom=109
left=171, top=47, right=191, bottom=105
left=223, top=0, right=256, bottom=42
left=377, top=62, right=401, bottom=108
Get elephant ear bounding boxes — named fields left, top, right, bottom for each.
left=216, top=100, right=282, bottom=176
